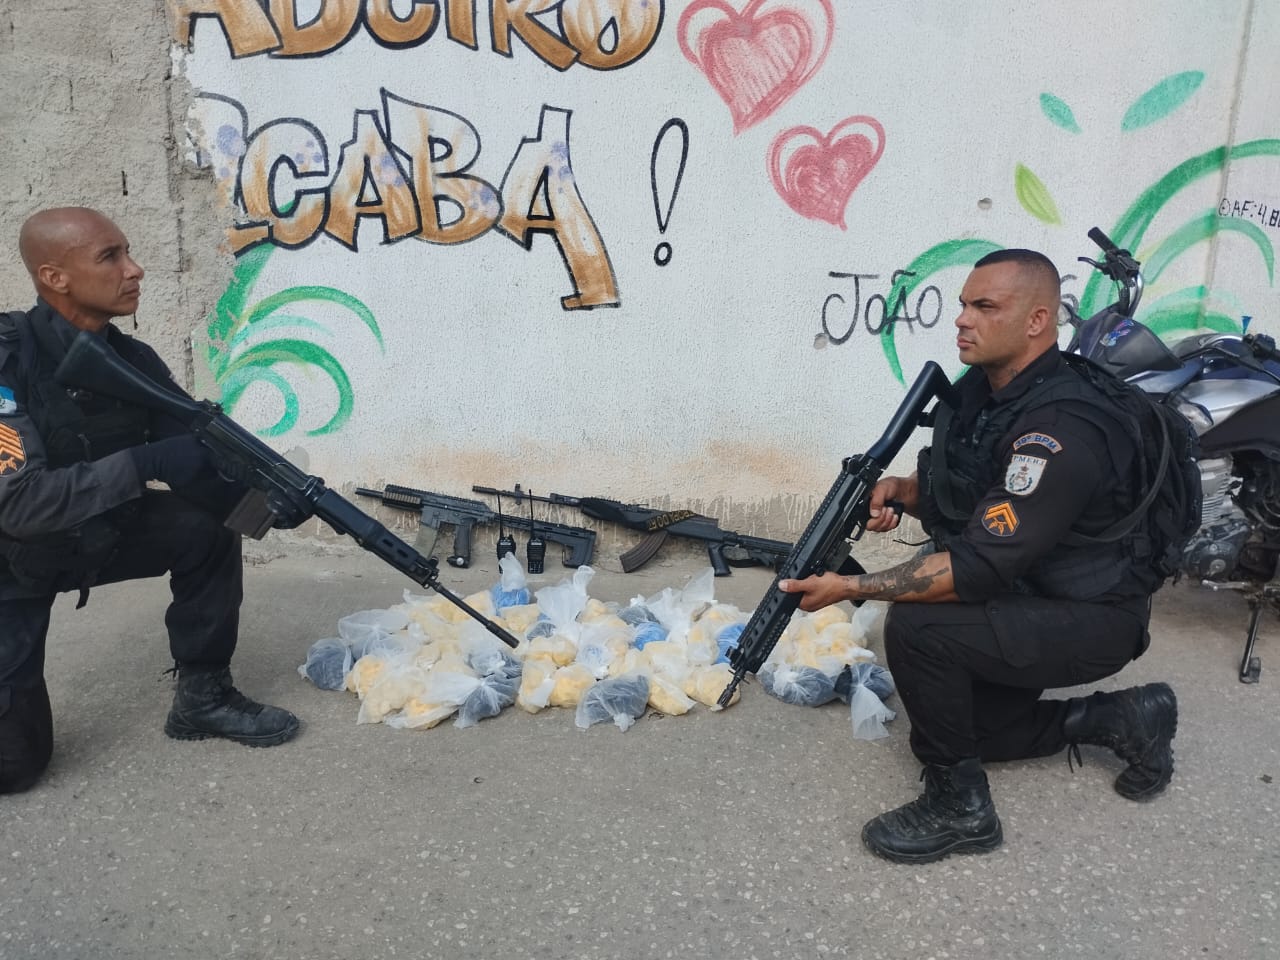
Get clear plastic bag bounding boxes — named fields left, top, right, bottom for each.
left=714, top=623, right=744, bottom=665
left=617, top=603, right=658, bottom=627
left=297, top=637, right=352, bottom=691
left=631, top=621, right=667, bottom=649
left=759, top=663, right=839, bottom=707
left=574, top=673, right=650, bottom=732
left=491, top=553, right=532, bottom=610
left=836, top=662, right=897, bottom=740
left=534, top=566, right=595, bottom=643
left=338, top=608, right=412, bottom=659
left=456, top=670, right=519, bottom=728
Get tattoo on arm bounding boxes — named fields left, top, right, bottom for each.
left=844, top=554, right=953, bottom=601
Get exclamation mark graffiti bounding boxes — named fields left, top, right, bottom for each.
left=651, top=118, right=689, bottom=267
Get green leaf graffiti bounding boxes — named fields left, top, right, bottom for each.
left=1077, top=138, right=1280, bottom=324
left=878, top=239, right=1003, bottom=383
left=1014, top=164, right=1062, bottom=225
left=206, top=246, right=383, bottom=436
left=1039, top=93, right=1082, bottom=134
left=1122, top=71, right=1205, bottom=132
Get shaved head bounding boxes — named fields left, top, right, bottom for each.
left=973, top=248, right=1062, bottom=313
left=16, top=207, right=144, bottom=331
left=18, top=207, right=116, bottom=277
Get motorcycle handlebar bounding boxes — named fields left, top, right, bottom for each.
left=1244, top=333, right=1280, bottom=364
left=1088, top=227, right=1120, bottom=254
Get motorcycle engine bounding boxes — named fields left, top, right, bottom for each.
left=1184, top=455, right=1280, bottom=581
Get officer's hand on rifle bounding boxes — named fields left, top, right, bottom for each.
left=129, top=435, right=215, bottom=490
left=866, top=475, right=919, bottom=533
left=778, top=571, right=854, bottom=612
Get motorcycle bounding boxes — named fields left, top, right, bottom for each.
left=1068, top=227, right=1280, bottom=682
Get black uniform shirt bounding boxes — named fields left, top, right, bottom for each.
left=0, top=302, right=156, bottom=539
left=943, top=348, right=1142, bottom=602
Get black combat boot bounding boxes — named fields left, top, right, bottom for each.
left=164, top=665, right=299, bottom=747
left=861, top=757, right=1003, bottom=864
left=1062, top=682, right=1176, bottom=800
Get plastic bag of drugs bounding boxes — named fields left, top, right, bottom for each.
left=617, top=603, right=659, bottom=627
left=759, top=663, right=839, bottom=707
left=358, top=664, right=430, bottom=724
left=631, top=621, right=667, bottom=649
left=574, top=673, right=650, bottom=732
left=491, top=553, right=532, bottom=610
left=714, top=623, right=745, bottom=664
left=836, top=662, right=897, bottom=740
left=338, top=608, right=412, bottom=659
left=534, top=566, right=595, bottom=642
left=456, top=669, right=519, bottom=728
left=298, top=637, right=353, bottom=691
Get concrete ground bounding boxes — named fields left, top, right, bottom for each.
left=1, top=536, right=1277, bottom=960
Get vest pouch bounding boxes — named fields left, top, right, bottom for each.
left=0, top=508, right=133, bottom=592
left=42, top=408, right=150, bottom=466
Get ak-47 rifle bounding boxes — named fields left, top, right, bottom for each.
left=54, top=331, right=519, bottom=649
left=717, top=361, right=958, bottom=706
left=471, top=485, right=793, bottom=576
left=354, top=484, right=595, bottom=569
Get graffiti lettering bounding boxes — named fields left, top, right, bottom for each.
left=820, top=270, right=941, bottom=344
left=497, top=106, right=619, bottom=308
left=192, top=91, right=616, bottom=309
left=169, top=0, right=663, bottom=70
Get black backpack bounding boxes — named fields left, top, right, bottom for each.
left=1059, top=354, right=1203, bottom=590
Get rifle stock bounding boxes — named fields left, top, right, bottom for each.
left=55, top=331, right=519, bottom=649
left=718, top=361, right=958, bottom=706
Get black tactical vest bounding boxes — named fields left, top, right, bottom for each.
left=0, top=310, right=150, bottom=593
left=917, top=359, right=1144, bottom=601
left=18, top=311, right=154, bottom=465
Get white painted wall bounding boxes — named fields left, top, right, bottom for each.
left=4, top=0, right=1279, bottom=540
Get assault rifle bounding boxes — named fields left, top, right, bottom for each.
left=354, top=483, right=595, bottom=569
left=471, top=485, right=792, bottom=576
left=54, top=331, right=519, bottom=649
left=717, top=361, right=959, bottom=706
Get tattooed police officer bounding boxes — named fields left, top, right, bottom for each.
left=781, top=248, right=1177, bottom=864
left=0, top=207, right=303, bottom=795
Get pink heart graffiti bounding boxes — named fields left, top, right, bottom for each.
left=679, top=0, right=835, bottom=134
left=768, top=116, right=886, bottom=229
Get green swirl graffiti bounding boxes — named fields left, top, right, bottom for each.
left=880, top=71, right=1279, bottom=382
left=206, top=245, right=383, bottom=436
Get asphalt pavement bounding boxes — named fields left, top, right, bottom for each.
left=1, top=535, right=1277, bottom=960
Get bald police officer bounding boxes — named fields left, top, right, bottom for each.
left=781, top=248, right=1178, bottom=864
left=0, top=207, right=301, bottom=795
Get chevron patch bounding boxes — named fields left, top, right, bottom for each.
left=0, top=421, right=27, bottom=475
left=981, top=501, right=1019, bottom=537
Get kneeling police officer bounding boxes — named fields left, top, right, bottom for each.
left=0, top=206, right=304, bottom=795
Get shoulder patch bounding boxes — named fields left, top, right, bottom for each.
left=1012, top=432, right=1063, bottom=454
left=0, top=421, right=27, bottom=475
left=1005, top=454, right=1047, bottom=496
left=0, top=386, right=17, bottom=415
left=981, top=501, right=1019, bottom=537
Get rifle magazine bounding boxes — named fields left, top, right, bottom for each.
left=619, top=530, right=668, bottom=573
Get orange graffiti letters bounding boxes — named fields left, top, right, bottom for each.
left=208, top=93, right=617, bottom=309
left=497, top=106, right=618, bottom=308
left=170, top=0, right=662, bottom=70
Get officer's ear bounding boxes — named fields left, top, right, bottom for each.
left=36, top=263, right=70, bottom=295
left=1025, top=303, right=1055, bottom=338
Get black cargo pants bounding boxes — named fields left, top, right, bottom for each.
left=883, top=594, right=1150, bottom=767
left=0, top=491, right=243, bottom=793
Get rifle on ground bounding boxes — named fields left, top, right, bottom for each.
left=355, top=484, right=595, bottom=570
left=471, top=485, right=792, bottom=576
left=54, top=331, right=519, bottom=649
left=717, top=361, right=959, bottom=706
